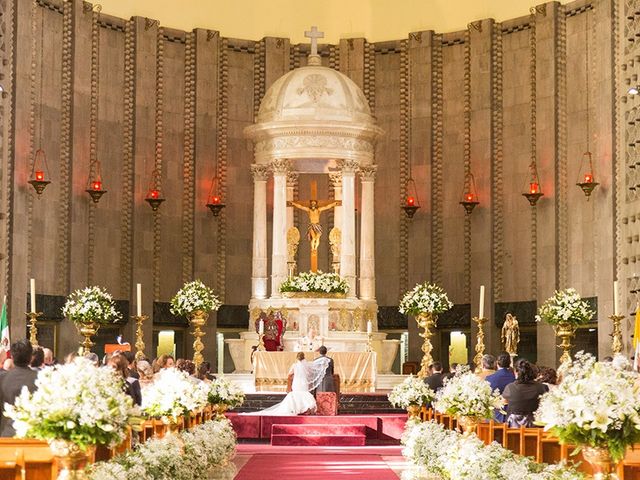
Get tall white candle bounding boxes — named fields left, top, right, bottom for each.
left=136, top=283, right=142, bottom=317
left=259, top=319, right=264, bottom=335
left=479, top=285, right=485, bottom=319
left=614, top=280, right=620, bottom=316
left=367, top=320, right=372, bottom=334
left=30, top=278, right=36, bottom=313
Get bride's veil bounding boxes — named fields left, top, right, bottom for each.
left=304, top=356, right=331, bottom=391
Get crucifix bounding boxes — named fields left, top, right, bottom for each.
left=288, top=180, right=340, bottom=272
left=305, top=26, right=324, bottom=60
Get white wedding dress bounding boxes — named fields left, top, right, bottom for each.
left=246, top=359, right=329, bottom=416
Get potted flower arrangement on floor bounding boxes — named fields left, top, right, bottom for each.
left=62, top=286, right=122, bottom=354
left=434, top=367, right=503, bottom=436
left=399, top=282, right=453, bottom=377
left=171, top=280, right=221, bottom=368
left=537, top=288, right=594, bottom=363
left=279, top=271, right=349, bottom=298
left=388, top=376, right=435, bottom=419
left=535, top=353, right=640, bottom=479
left=207, top=377, right=246, bottom=418
left=5, top=357, right=136, bottom=480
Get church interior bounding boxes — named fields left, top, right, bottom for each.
left=0, top=0, right=638, bottom=478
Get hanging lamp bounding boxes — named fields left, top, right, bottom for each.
left=206, top=176, right=226, bottom=217
left=460, top=172, right=479, bottom=214
left=402, top=177, right=420, bottom=219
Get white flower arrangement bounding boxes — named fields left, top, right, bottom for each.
left=536, top=288, right=594, bottom=326
left=89, top=418, right=237, bottom=480
left=535, top=352, right=640, bottom=463
left=434, top=369, right=503, bottom=420
left=5, top=358, right=135, bottom=449
left=62, top=286, right=122, bottom=325
left=401, top=420, right=585, bottom=480
left=141, top=368, right=209, bottom=420
left=399, top=282, right=453, bottom=316
left=388, top=376, right=435, bottom=409
left=279, top=271, right=349, bottom=294
left=207, top=376, right=246, bottom=409
left=170, top=280, right=221, bottom=317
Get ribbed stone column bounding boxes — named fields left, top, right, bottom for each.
left=271, top=159, right=290, bottom=297
left=359, top=165, right=377, bottom=300
left=329, top=172, right=343, bottom=229
left=286, top=170, right=298, bottom=231
left=251, top=164, right=270, bottom=299
left=339, top=160, right=359, bottom=298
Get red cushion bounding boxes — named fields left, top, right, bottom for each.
left=316, top=392, right=338, bottom=416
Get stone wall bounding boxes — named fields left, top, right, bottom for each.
left=0, top=0, right=622, bottom=366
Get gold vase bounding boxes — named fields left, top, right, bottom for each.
left=49, top=440, right=95, bottom=480
left=416, top=312, right=437, bottom=378
left=406, top=405, right=421, bottom=419
left=212, top=403, right=228, bottom=419
left=554, top=321, right=576, bottom=364
left=582, top=446, right=620, bottom=480
left=189, top=310, right=209, bottom=369
left=457, top=416, right=479, bottom=436
left=77, top=322, right=99, bottom=356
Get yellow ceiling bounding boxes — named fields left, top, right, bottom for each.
left=98, top=0, right=572, bottom=43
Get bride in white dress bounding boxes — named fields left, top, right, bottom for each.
left=247, top=352, right=330, bottom=416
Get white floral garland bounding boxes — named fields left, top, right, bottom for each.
left=279, top=271, right=349, bottom=294
left=388, top=376, right=435, bottom=409
left=401, top=420, right=584, bottom=480
left=89, top=418, right=237, bottom=480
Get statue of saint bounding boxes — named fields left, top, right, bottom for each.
left=288, top=199, right=341, bottom=253
left=501, top=313, right=520, bottom=356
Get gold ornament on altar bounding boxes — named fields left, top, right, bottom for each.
left=501, top=313, right=520, bottom=357
left=609, top=314, right=625, bottom=356
left=472, top=316, right=487, bottom=371
left=416, top=312, right=437, bottom=378
left=457, top=416, right=480, bottom=436
left=554, top=321, right=576, bottom=364
left=49, top=439, right=95, bottom=480
left=133, top=314, right=148, bottom=361
left=79, top=322, right=99, bottom=356
left=188, top=310, right=208, bottom=369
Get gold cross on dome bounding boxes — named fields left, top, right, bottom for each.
left=305, top=26, right=324, bottom=57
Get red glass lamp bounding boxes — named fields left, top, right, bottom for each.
left=522, top=161, right=544, bottom=206
left=28, top=149, right=51, bottom=196
left=576, top=151, right=599, bottom=199
left=459, top=173, right=479, bottom=214
left=85, top=163, right=107, bottom=203
left=145, top=170, right=165, bottom=211
left=402, top=178, right=420, bottom=219
left=206, top=176, right=225, bottom=217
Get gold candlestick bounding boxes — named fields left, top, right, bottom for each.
left=554, top=321, right=576, bottom=364
left=609, top=314, right=625, bottom=356
left=416, top=312, right=437, bottom=378
left=133, top=314, right=148, bottom=361
left=257, top=332, right=266, bottom=351
left=188, top=310, right=208, bottom=369
left=25, top=312, right=42, bottom=347
left=473, top=316, right=487, bottom=371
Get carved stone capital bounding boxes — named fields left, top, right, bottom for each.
left=336, top=159, right=360, bottom=174
left=251, top=164, right=270, bottom=181
left=286, top=170, right=299, bottom=188
left=271, top=158, right=290, bottom=174
left=328, top=172, right=342, bottom=188
left=359, top=165, right=377, bottom=181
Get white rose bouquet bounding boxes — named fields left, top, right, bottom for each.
left=280, top=271, right=349, bottom=294
left=62, top=286, right=122, bottom=325
left=434, top=369, right=503, bottom=420
left=388, top=376, right=435, bottom=409
left=141, top=368, right=209, bottom=420
left=535, top=352, right=640, bottom=463
left=207, top=377, right=246, bottom=410
left=399, top=282, right=453, bottom=316
left=5, top=358, right=135, bottom=449
left=170, top=280, right=221, bottom=316
left=537, top=288, right=594, bottom=326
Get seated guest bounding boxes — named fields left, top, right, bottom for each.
left=502, top=359, right=548, bottom=428
left=153, top=354, right=174, bottom=373
left=107, top=353, right=142, bottom=406
left=536, top=366, right=558, bottom=389
left=197, top=361, right=215, bottom=382
left=176, top=359, right=196, bottom=377
left=476, top=354, right=496, bottom=380
left=424, top=361, right=447, bottom=393
left=136, top=360, right=155, bottom=388
left=0, top=340, right=38, bottom=436
left=2, top=359, right=13, bottom=371
left=448, top=362, right=459, bottom=378
left=30, top=347, right=45, bottom=371
left=122, top=351, right=140, bottom=380
left=43, top=348, right=54, bottom=366
left=486, top=353, right=515, bottom=422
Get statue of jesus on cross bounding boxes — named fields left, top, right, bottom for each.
left=288, top=180, right=340, bottom=272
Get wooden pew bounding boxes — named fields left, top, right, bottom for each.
left=0, top=439, right=56, bottom=480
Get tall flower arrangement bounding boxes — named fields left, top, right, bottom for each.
left=5, top=358, right=135, bottom=449
left=207, top=377, right=246, bottom=410
left=535, top=353, right=640, bottom=463
left=62, top=286, right=122, bottom=325
left=280, top=271, right=349, bottom=294
left=399, top=282, right=453, bottom=316
left=170, top=280, right=221, bottom=316
left=388, top=376, right=435, bottom=409
left=141, top=368, right=209, bottom=420
left=537, top=288, right=594, bottom=326
left=434, top=369, right=503, bottom=421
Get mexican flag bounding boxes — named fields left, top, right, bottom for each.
left=0, top=296, right=9, bottom=352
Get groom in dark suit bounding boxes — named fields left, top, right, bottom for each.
left=0, top=339, right=38, bottom=437
left=314, top=346, right=335, bottom=393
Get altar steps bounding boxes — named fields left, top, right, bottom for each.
left=271, top=424, right=367, bottom=446
left=237, top=392, right=404, bottom=414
